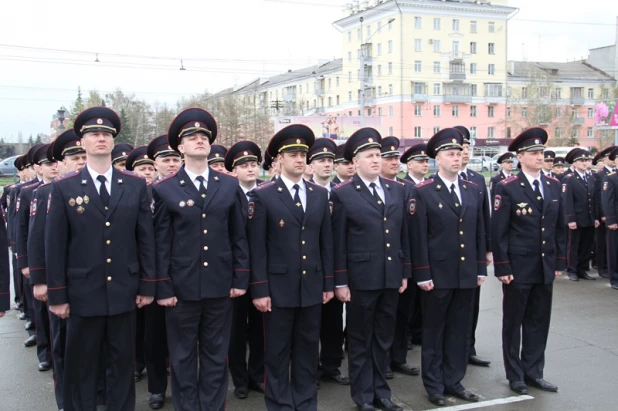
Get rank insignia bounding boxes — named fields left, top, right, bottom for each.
left=83, top=195, right=90, bottom=204
left=47, top=193, right=51, bottom=213
left=69, top=198, right=76, bottom=207
left=82, top=180, right=87, bottom=185
left=520, top=182, right=525, bottom=187
left=356, top=185, right=361, bottom=191
left=180, top=180, right=186, bottom=186
left=279, top=219, right=284, bottom=228
left=214, top=176, right=219, bottom=181
left=248, top=202, right=255, bottom=219
left=436, top=185, right=441, bottom=191
left=76, top=206, right=85, bottom=214
left=385, top=184, right=390, bottom=189
left=118, top=179, right=123, bottom=184
left=438, top=202, right=443, bottom=209
left=277, top=187, right=283, bottom=192
left=308, top=187, right=313, bottom=191
left=76, top=196, right=83, bottom=205
left=329, top=201, right=333, bottom=216
left=522, top=208, right=527, bottom=215
left=604, top=181, right=608, bottom=191
left=516, top=209, right=521, bottom=216
left=187, top=199, right=195, bottom=207
left=179, top=201, right=186, bottom=208
left=408, top=199, right=416, bottom=215
left=494, top=195, right=502, bottom=211
left=463, top=185, right=467, bottom=190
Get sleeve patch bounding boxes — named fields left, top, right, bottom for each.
left=408, top=199, right=416, bottom=215
left=562, top=184, right=566, bottom=193
left=494, top=195, right=502, bottom=211
left=30, top=198, right=37, bottom=216
left=248, top=201, right=255, bottom=219
left=604, top=181, right=608, bottom=191
left=329, top=200, right=333, bottom=216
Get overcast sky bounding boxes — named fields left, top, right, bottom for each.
left=0, top=0, right=615, bottom=141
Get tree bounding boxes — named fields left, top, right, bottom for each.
left=34, top=134, right=42, bottom=144
left=27, top=134, right=34, bottom=146
left=115, top=108, right=132, bottom=144
left=86, top=90, right=104, bottom=108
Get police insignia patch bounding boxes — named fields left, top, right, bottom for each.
left=562, top=184, right=566, bottom=193
left=408, top=199, right=416, bottom=215
left=150, top=199, right=155, bottom=214
left=16, top=197, right=20, bottom=212
left=248, top=201, right=255, bottom=219
left=329, top=201, right=333, bottom=216
left=30, top=198, right=37, bottom=216
left=494, top=195, right=502, bottom=211
left=47, top=193, right=51, bottom=213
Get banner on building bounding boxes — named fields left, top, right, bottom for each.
left=272, top=116, right=382, bottom=141
left=594, top=100, right=618, bottom=129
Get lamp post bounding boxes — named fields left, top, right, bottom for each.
left=56, top=107, right=66, bottom=139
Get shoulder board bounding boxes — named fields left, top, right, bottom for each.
left=501, top=176, right=519, bottom=185
left=22, top=181, right=39, bottom=190
left=333, top=179, right=354, bottom=190
left=256, top=181, right=276, bottom=191
left=609, top=172, right=616, bottom=177
left=153, top=171, right=178, bottom=186
left=54, top=170, right=80, bottom=182
left=461, top=179, right=478, bottom=187
left=305, top=180, right=327, bottom=191
left=545, top=175, right=560, bottom=183
left=562, top=173, right=574, bottom=179
left=383, top=177, right=405, bottom=186
left=256, top=179, right=269, bottom=187
left=119, top=169, right=140, bottom=178
left=415, top=178, right=434, bottom=189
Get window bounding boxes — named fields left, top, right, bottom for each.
left=388, top=62, right=393, bottom=74
left=488, top=106, right=495, bottom=117
left=328, top=79, right=331, bottom=89
left=414, top=16, right=422, bottom=29
left=488, top=127, right=495, bottom=138
left=348, top=32, right=352, bottom=42
left=336, top=77, right=340, bottom=87
left=521, top=107, right=527, bottom=118
left=433, top=18, right=440, bottom=30
left=388, top=106, right=393, bottom=117
left=470, top=106, right=477, bottom=117
left=470, top=63, right=477, bottom=74
left=433, top=83, right=441, bottom=95
left=414, top=82, right=424, bottom=94
left=488, top=64, right=495, bottom=75
left=555, top=128, right=562, bottom=138
left=450, top=62, right=464, bottom=74
left=506, top=127, right=512, bottom=138
left=572, top=128, right=579, bottom=138
left=348, top=51, right=352, bottom=62
left=452, top=19, right=460, bottom=31
left=471, top=84, right=477, bottom=96
left=377, top=21, right=382, bottom=33
left=470, top=42, right=477, bottom=54
left=452, top=105, right=459, bottom=117
left=433, top=61, right=440, bottom=73
left=414, top=104, right=422, bottom=116
left=378, top=107, right=382, bottom=116
left=388, top=20, right=393, bottom=31
left=452, top=41, right=460, bottom=54
left=433, top=126, right=440, bottom=134
left=488, top=43, right=495, bottom=54
left=388, top=126, right=393, bottom=135
left=348, top=72, right=352, bottom=82
left=602, top=89, right=609, bottom=98
left=470, top=21, right=477, bottom=33
left=377, top=65, right=382, bottom=76
left=556, top=108, right=561, bottom=117
left=357, top=28, right=361, bottom=40
left=587, top=127, right=593, bottom=138
left=414, top=39, right=421, bottom=51
left=588, top=88, right=594, bottom=99
left=433, top=40, right=440, bottom=52
left=377, top=43, right=382, bottom=55
left=507, top=107, right=511, bottom=117
left=388, top=40, right=393, bottom=53
left=487, top=84, right=502, bottom=97
left=555, top=88, right=562, bottom=99
left=348, top=91, right=352, bottom=102
left=539, top=87, right=548, bottom=97
left=522, top=87, right=528, bottom=98
left=328, top=97, right=332, bottom=107
left=572, top=108, right=578, bottom=118
left=366, top=25, right=371, bottom=37
left=414, top=126, right=422, bottom=138
left=415, top=60, right=422, bottom=72
left=489, top=22, right=495, bottom=33
left=470, top=126, right=477, bottom=138
left=434, top=105, right=441, bottom=116
left=377, top=86, right=382, bottom=96
left=357, top=49, right=361, bottom=59
left=587, top=107, right=594, bottom=118
left=388, top=84, right=393, bottom=95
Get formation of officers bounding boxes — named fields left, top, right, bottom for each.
left=0, top=104, right=607, bottom=411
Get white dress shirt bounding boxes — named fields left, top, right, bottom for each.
left=521, top=171, right=544, bottom=198
left=184, top=166, right=210, bottom=191
left=411, top=176, right=425, bottom=185
left=279, top=174, right=307, bottom=211
left=240, top=183, right=257, bottom=202
left=438, top=172, right=462, bottom=204
left=358, top=175, right=386, bottom=205
left=87, top=164, right=113, bottom=195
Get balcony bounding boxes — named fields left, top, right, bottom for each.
left=314, top=86, right=324, bottom=97
left=362, top=55, right=375, bottom=65
left=449, top=72, right=466, bottom=81
left=283, top=90, right=296, bottom=102
left=411, top=93, right=428, bottom=102
left=315, top=107, right=325, bottom=114
left=570, top=96, right=585, bottom=105
left=571, top=117, right=585, bottom=126
left=449, top=51, right=464, bottom=61
left=364, top=94, right=376, bottom=106
left=443, top=94, right=472, bottom=104
left=364, top=76, right=374, bottom=87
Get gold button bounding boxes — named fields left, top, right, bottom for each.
left=385, top=229, right=389, bottom=234
left=201, top=194, right=206, bottom=198
left=303, top=256, right=307, bottom=260
left=203, top=246, right=208, bottom=251
left=542, top=253, right=545, bottom=257
left=384, top=217, right=387, bottom=221
left=302, top=226, right=305, bottom=230
left=105, top=206, right=109, bottom=211
left=302, top=241, right=306, bottom=245
left=542, top=216, right=545, bottom=220
left=203, top=230, right=207, bottom=234
left=542, top=241, right=546, bottom=245
left=204, top=262, right=208, bottom=267
left=542, top=228, right=545, bottom=232
left=461, top=256, right=465, bottom=261
left=105, top=222, right=110, bottom=227
left=202, top=213, right=206, bottom=218
left=302, top=270, right=306, bottom=275
left=459, top=219, right=463, bottom=223
left=386, top=243, right=391, bottom=248
left=106, top=240, right=111, bottom=245
left=460, top=244, right=464, bottom=248
left=460, top=231, right=463, bottom=235
left=107, top=276, right=112, bottom=281
left=388, top=256, right=392, bottom=261
left=106, top=258, right=111, bottom=263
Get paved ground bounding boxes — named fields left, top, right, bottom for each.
left=1, top=264, right=617, bottom=411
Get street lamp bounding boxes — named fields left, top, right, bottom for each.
left=57, top=107, right=66, bottom=137
left=359, top=17, right=395, bottom=127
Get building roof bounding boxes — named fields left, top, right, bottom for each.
left=508, top=60, right=614, bottom=81
left=264, top=58, right=343, bottom=88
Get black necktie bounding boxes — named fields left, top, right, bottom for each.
left=460, top=171, right=468, bottom=181
left=370, top=182, right=385, bottom=214
left=533, top=179, right=543, bottom=208
left=450, top=183, right=460, bottom=211
left=292, top=183, right=305, bottom=220
left=196, top=176, right=207, bottom=199
left=97, top=175, right=110, bottom=208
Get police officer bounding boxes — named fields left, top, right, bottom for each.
left=332, top=144, right=354, bottom=185
left=309, top=138, right=338, bottom=194
left=454, top=125, right=492, bottom=368
left=489, top=152, right=516, bottom=200
left=46, top=106, right=156, bottom=411
left=111, top=143, right=134, bottom=170
left=592, top=146, right=616, bottom=279
left=332, top=128, right=410, bottom=411
left=601, top=166, right=618, bottom=290
left=553, top=157, right=566, bottom=178
left=208, top=144, right=228, bottom=173
left=408, top=128, right=487, bottom=406
left=224, top=141, right=266, bottom=399
left=152, top=108, right=249, bottom=411
left=126, top=146, right=156, bottom=183
left=562, top=148, right=599, bottom=281
left=492, top=127, right=565, bottom=394
left=148, top=134, right=182, bottom=180
left=248, top=125, right=334, bottom=411
left=541, top=150, right=556, bottom=178
left=0, top=204, right=8, bottom=317
left=262, top=150, right=280, bottom=181
left=401, top=143, right=429, bottom=185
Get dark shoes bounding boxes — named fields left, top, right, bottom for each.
left=134, top=369, right=144, bottom=383
left=468, top=355, right=491, bottom=366
left=385, top=366, right=393, bottom=380
left=38, top=360, right=52, bottom=372
left=598, top=271, right=609, bottom=279
left=322, top=371, right=350, bottom=385
left=24, top=335, right=36, bottom=347
left=249, top=380, right=265, bottom=393
left=233, top=386, right=248, bottom=399
left=509, top=381, right=528, bottom=395
left=445, top=388, right=479, bottom=402
left=391, top=362, right=420, bottom=376
left=373, top=398, right=403, bottom=411
left=612, top=284, right=618, bottom=290
left=568, top=273, right=579, bottom=281
left=525, top=377, right=558, bottom=392
left=148, top=393, right=165, bottom=410
left=578, top=273, right=596, bottom=280
left=428, top=394, right=446, bottom=406
left=25, top=321, right=34, bottom=330
left=357, top=404, right=376, bottom=411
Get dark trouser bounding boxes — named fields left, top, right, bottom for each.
left=567, top=226, right=595, bottom=275
left=421, top=288, right=475, bottom=395
left=319, top=297, right=344, bottom=375
left=63, top=311, right=136, bottom=411
left=596, top=222, right=608, bottom=274
left=263, top=304, right=321, bottom=411
left=32, top=293, right=51, bottom=363
left=229, top=292, right=264, bottom=390
left=502, top=282, right=553, bottom=382
left=135, top=307, right=145, bottom=372
left=606, top=230, right=618, bottom=287
left=468, top=286, right=481, bottom=357
left=22, top=271, right=34, bottom=321
left=143, top=302, right=168, bottom=395
left=389, top=285, right=415, bottom=365
left=49, top=311, right=67, bottom=410
left=166, top=297, right=232, bottom=411
left=12, top=253, right=21, bottom=304
left=409, top=291, right=423, bottom=345
left=347, top=289, right=398, bottom=406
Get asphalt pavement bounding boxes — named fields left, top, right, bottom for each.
left=1, top=264, right=617, bottom=411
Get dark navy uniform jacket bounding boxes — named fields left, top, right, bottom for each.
left=561, top=172, right=597, bottom=227
left=45, top=167, right=156, bottom=317
left=16, top=181, right=41, bottom=270
left=0, top=208, right=10, bottom=312
left=601, top=172, right=618, bottom=226
left=8, top=180, right=36, bottom=250
left=248, top=178, right=333, bottom=308
left=27, top=183, right=51, bottom=285
left=153, top=166, right=250, bottom=301
left=331, top=174, right=411, bottom=291
left=593, top=167, right=612, bottom=220
left=491, top=174, right=566, bottom=284
left=408, top=177, right=487, bottom=289
left=461, top=168, right=491, bottom=253
left=489, top=171, right=512, bottom=200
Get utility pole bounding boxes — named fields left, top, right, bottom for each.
left=359, top=17, right=365, bottom=127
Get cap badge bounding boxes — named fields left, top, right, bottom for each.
left=96, top=119, right=103, bottom=125
left=323, top=148, right=327, bottom=152
left=535, top=139, right=540, bottom=144
left=122, top=152, right=127, bottom=156
left=296, top=139, right=301, bottom=144
left=368, top=138, right=374, bottom=143
left=194, top=122, right=200, bottom=127
left=76, top=141, right=81, bottom=146
left=215, top=153, right=220, bottom=157
left=452, top=139, right=457, bottom=143
left=391, top=146, right=395, bottom=150
left=244, top=151, right=249, bottom=155
left=421, top=151, right=425, bottom=155
left=143, top=155, right=148, bottom=159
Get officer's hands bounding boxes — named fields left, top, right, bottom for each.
left=323, top=291, right=334, bottom=304
left=418, top=281, right=434, bottom=292
left=486, top=252, right=493, bottom=266
left=555, top=271, right=562, bottom=278
left=602, top=217, right=606, bottom=223
left=230, top=288, right=247, bottom=298
left=498, top=275, right=514, bottom=285
left=33, top=284, right=48, bottom=302
left=335, top=287, right=351, bottom=303
left=595, top=220, right=600, bottom=228
left=21, top=267, right=30, bottom=279
left=50, top=303, right=70, bottom=319
left=0, top=311, right=5, bottom=318
left=399, top=279, right=407, bottom=294
left=253, top=297, right=272, bottom=312
left=477, top=276, right=485, bottom=286
left=136, top=295, right=154, bottom=308
left=158, top=297, right=178, bottom=307
left=609, top=224, right=618, bottom=231
left=568, top=222, right=577, bottom=230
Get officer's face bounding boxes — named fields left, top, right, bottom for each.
left=278, top=151, right=307, bottom=179
left=572, top=159, right=587, bottom=172
left=81, top=131, right=114, bottom=157
left=312, top=157, right=333, bottom=179
left=553, top=165, right=565, bottom=174
left=26, top=166, right=37, bottom=180
left=64, top=152, right=87, bottom=172
left=134, top=164, right=156, bottom=183
left=113, top=160, right=127, bottom=171
left=178, top=132, right=210, bottom=159
left=335, top=161, right=355, bottom=178
left=597, top=159, right=606, bottom=169
left=542, top=159, right=554, bottom=171
left=303, top=163, right=314, bottom=179
left=209, top=162, right=226, bottom=173
left=154, top=155, right=182, bottom=177
left=606, top=158, right=615, bottom=167
left=408, top=159, right=429, bottom=177
left=461, top=143, right=470, bottom=166
left=585, top=159, right=593, bottom=170
left=436, top=149, right=462, bottom=175
left=33, top=164, right=42, bottom=178
left=234, top=161, right=258, bottom=185
left=502, top=160, right=514, bottom=172
left=380, top=156, right=400, bottom=178
left=353, top=148, right=381, bottom=179
left=41, top=161, right=59, bottom=181
left=517, top=150, right=544, bottom=172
